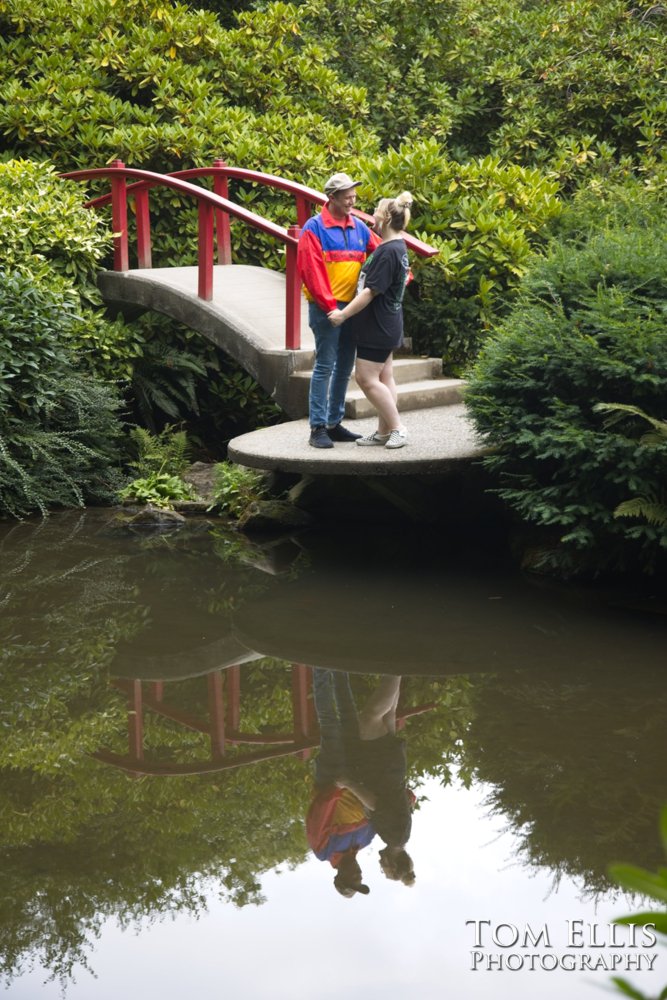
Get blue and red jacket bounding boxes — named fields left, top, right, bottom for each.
left=297, top=204, right=380, bottom=312
left=306, top=786, right=375, bottom=867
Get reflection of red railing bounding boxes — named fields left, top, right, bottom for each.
left=92, top=665, right=435, bottom=778
left=61, top=160, right=439, bottom=350
left=92, top=664, right=317, bottom=776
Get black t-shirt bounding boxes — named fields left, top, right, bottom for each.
left=348, top=238, right=409, bottom=350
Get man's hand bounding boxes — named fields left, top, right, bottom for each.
left=327, top=308, right=345, bottom=328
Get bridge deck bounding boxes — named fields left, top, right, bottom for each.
left=228, top=403, right=483, bottom=476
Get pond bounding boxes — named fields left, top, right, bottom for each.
left=1, top=511, right=666, bottom=1000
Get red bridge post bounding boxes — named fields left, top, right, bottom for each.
left=134, top=186, right=152, bottom=269
left=198, top=201, right=214, bottom=301
left=213, top=159, right=232, bottom=265
left=285, top=224, right=302, bottom=350
left=110, top=159, right=129, bottom=272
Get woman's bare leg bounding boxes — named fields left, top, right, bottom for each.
left=355, top=357, right=402, bottom=436
left=358, top=675, right=402, bottom=740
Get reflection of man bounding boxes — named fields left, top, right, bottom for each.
left=306, top=669, right=373, bottom=897
left=297, top=173, right=379, bottom=449
left=306, top=670, right=415, bottom=895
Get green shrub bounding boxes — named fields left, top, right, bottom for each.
left=301, top=0, right=667, bottom=168
left=126, top=424, right=190, bottom=477
left=608, top=805, right=667, bottom=1000
left=465, top=216, right=667, bottom=576
left=117, top=425, right=196, bottom=508
left=209, top=461, right=267, bottom=517
left=357, top=138, right=562, bottom=369
left=0, top=270, right=124, bottom=518
left=118, top=471, right=195, bottom=508
left=0, top=159, right=145, bottom=380
left=594, top=403, right=667, bottom=529
left=0, top=159, right=111, bottom=295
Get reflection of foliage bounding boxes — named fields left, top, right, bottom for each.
left=0, top=515, right=142, bottom=770
left=362, top=673, right=475, bottom=787
left=0, top=755, right=310, bottom=987
left=609, top=806, right=667, bottom=1000
left=461, top=670, right=667, bottom=893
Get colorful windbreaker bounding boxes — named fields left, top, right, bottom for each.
left=306, top=786, right=375, bottom=867
left=297, top=204, right=379, bottom=312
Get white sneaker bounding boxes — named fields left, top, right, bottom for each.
left=356, top=431, right=390, bottom=446
left=385, top=428, right=408, bottom=449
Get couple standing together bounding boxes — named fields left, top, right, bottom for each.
left=297, top=172, right=413, bottom=450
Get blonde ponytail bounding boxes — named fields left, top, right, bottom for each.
left=375, top=191, right=413, bottom=234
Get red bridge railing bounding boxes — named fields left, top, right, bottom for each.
left=62, top=160, right=438, bottom=350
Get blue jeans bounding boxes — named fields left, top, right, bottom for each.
left=308, top=302, right=356, bottom=429
left=313, top=669, right=359, bottom=789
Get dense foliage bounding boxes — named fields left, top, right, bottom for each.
left=300, top=0, right=667, bottom=166
left=465, top=177, right=667, bottom=575
left=0, top=271, right=125, bottom=517
left=0, top=0, right=571, bottom=364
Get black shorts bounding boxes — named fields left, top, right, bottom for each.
left=356, top=344, right=393, bottom=363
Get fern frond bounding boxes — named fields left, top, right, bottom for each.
left=614, top=497, right=667, bottom=527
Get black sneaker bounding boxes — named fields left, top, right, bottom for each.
left=309, top=425, right=334, bottom=449
left=327, top=423, right=362, bottom=442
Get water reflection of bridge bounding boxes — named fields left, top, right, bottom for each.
left=93, top=664, right=434, bottom=777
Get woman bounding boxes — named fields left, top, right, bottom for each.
left=328, top=191, right=413, bottom=449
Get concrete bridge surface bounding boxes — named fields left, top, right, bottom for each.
left=99, top=262, right=482, bottom=473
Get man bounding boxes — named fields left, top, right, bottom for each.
left=297, top=172, right=380, bottom=448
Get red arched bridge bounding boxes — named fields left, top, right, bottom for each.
left=64, top=160, right=465, bottom=420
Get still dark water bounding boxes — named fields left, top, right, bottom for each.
left=1, top=511, right=666, bottom=1000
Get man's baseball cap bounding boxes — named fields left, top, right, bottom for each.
left=324, top=172, right=361, bottom=195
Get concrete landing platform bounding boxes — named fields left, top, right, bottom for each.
left=228, top=403, right=485, bottom=476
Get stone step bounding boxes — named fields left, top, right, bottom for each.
left=345, top=378, right=465, bottom=419
left=285, top=357, right=456, bottom=415
left=288, top=356, right=442, bottom=389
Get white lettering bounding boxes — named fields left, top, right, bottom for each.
left=466, top=920, right=491, bottom=948
left=470, top=951, right=485, bottom=971
left=523, top=923, right=552, bottom=948
left=493, top=923, right=519, bottom=948
left=642, top=923, right=657, bottom=948
left=568, top=919, right=585, bottom=948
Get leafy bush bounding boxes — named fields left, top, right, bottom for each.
left=301, top=0, right=667, bottom=168
left=465, top=212, right=667, bottom=575
left=595, top=404, right=667, bottom=529
left=209, top=461, right=267, bottom=517
left=118, top=425, right=196, bottom=507
left=118, top=471, right=195, bottom=507
left=126, top=424, right=191, bottom=478
left=609, top=805, right=667, bottom=1000
left=358, top=138, right=562, bottom=369
left=0, top=159, right=111, bottom=295
left=0, top=159, right=146, bottom=380
left=0, top=270, right=124, bottom=517
left=0, top=0, right=564, bottom=367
